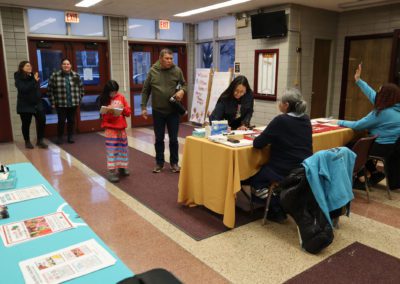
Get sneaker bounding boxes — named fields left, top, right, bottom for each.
left=353, top=178, right=366, bottom=191
left=251, top=187, right=269, bottom=199
left=118, top=168, right=130, bottom=176
left=170, top=164, right=181, bottom=173
left=153, top=164, right=164, bottom=173
left=107, top=171, right=119, bottom=183
left=25, top=141, right=34, bottom=149
left=36, top=140, right=48, bottom=149
left=67, top=138, right=75, bottom=144
left=369, top=171, right=385, bottom=185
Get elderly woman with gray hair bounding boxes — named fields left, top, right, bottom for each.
left=246, top=88, right=313, bottom=222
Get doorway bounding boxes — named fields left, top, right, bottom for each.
left=28, top=39, right=109, bottom=137
left=129, top=43, right=187, bottom=127
left=0, top=35, right=13, bottom=142
left=310, top=39, right=331, bottom=119
left=340, top=35, right=392, bottom=120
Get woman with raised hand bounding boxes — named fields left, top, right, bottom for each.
left=336, top=64, right=400, bottom=190
left=14, top=60, right=47, bottom=149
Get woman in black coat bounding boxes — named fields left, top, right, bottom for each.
left=14, top=60, right=47, bottom=149
left=209, top=75, right=254, bottom=130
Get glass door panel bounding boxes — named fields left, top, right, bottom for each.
left=73, top=43, right=108, bottom=131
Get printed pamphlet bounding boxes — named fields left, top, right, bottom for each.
left=0, top=212, right=74, bottom=247
left=19, top=239, right=116, bottom=284
left=0, top=184, right=51, bottom=205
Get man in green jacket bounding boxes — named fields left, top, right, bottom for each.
left=141, top=48, right=187, bottom=173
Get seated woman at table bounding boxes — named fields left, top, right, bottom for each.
left=335, top=64, right=400, bottom=190
left=246, top=88, right=313, bottom=222
left=208, top=75, right=254, bottom=130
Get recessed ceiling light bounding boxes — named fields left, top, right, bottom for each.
left=174, top=0, right=251, bottom=17
left=75, top=0, right=103, bottom=8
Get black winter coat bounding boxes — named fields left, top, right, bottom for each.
left=209, top=91, right=254, bottom=129
left=278, top=167, right=334, bottom=254
left=14, top=72, right=43, bottom=114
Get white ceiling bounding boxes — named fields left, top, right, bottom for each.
left=0, top=0, right=399, bottom=23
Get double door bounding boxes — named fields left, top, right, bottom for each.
left=129, top=44, right=187, bottom=126
left=28, top=39, right=109, bottom=136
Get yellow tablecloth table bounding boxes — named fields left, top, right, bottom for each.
left=178, top=127, right=354, bottom=228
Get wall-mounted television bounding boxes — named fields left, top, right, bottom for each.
left=251, top=11, right=287, bottom=39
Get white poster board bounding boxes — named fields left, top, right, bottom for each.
left=257, top=53, right=277, bottom=95
left=206, top=71, right=232, bottom=116
left=190, top=68, right=211, bottom=124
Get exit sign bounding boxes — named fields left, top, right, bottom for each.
left=65, top=12, right=80, bottom=23
left=159, top=20, right=170, bottom=30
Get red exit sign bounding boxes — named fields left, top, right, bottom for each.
left=159, top=20, right=170, bottom=30
left=65, top=12, right=80, bottom=23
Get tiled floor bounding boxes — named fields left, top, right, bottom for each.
left=2, top=126, right=400, bottom=283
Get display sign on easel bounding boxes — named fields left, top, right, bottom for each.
left=206, top=70, right=233, bottom=117
left=190, top=68, right=212, bottom=124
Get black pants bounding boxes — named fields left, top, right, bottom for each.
left=56, top=107, right=77, bottom=139
left=152, top=110, right=179, bottom=166
left=367, top=142, right=400, bottom=190
left=19, top=111, right=46, bottom=142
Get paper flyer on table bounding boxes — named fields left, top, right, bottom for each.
left=0, top=184, right=51, bottom=205
left=0, top=212, right=74, bottom=247
left=19, top=239, right=116, bottom=284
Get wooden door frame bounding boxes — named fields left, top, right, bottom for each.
left=128, top=42, right=188, bottom=127
left=389, top=29, right=400, bottom=84
left=0, top=35, right=13, bottom=142
left=339, top=33, right=393, bottom=119
left=310, top=39, right=331, bottom=119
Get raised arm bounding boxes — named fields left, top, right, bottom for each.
left=354, top=63, right=376, bottom=104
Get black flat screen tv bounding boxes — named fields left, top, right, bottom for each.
left=251, top=11, right=287, bottom=39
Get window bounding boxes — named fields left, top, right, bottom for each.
left=128, top=18, right=156, bottom=39
left=196, top=17, right=235, bottom=69
left=198, top=20, right=213, bottom=40
left=159, top=22, right=184, bottom=41
left=199, top=42, right=213, bottom=68
left=218, top=16, right=236, bottom=37
left=70, top=14, right=104, bottom=36
left=219, top=39, right=235, bottom=71
left=27, top=9, right=66, bottom=35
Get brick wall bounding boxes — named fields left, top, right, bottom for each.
left=1, top=7, right=28, bottom=142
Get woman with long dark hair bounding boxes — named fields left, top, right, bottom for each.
left=14, top=60, right=47, bottom=149
left=209, top=75, right=254, bottom=130
left=337, top=64, right=400, bottom=190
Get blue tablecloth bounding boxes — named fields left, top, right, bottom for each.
left=0, top=163, right=134, bottom=283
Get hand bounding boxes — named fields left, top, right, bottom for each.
left=354, top=63, right=362, bottom=82
left=329, top=119, right=339, bottom=125
left=174, top=90, right=184, bottom=102
left=141, top=109, right=148, bottom=119
left=51, top=104, right=55, bottom=109
left=34, top=72, right=39, bottom=82
left=237, top=125, right=248, bottom=130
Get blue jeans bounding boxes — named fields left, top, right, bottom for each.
left=153, top=110, right=179, bottom=166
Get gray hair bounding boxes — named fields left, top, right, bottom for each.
left=159, top=48, right=173, bottom=58
left=281, top=88, right=307, bottom=115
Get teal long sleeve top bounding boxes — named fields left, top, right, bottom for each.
left=338, top=79, right=400, bottom=144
